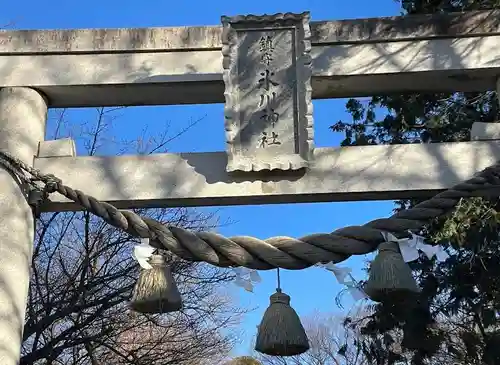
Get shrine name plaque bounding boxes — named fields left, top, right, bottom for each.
left=221, top=12, right=314, bottom=173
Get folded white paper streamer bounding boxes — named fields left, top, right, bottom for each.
left=380, top=231, right=450, bottom=263
left=317, top=262, right=368, bottom=301
left=231, top=268, right=262, bottom=293
left=320, top=262, right=353, bottom=285
left=133, top=238, right=156, bottom=270
left=315, top=232, right=449, bottom=302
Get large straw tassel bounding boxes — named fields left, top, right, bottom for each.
left=130, top=254, right=182, bottom=313
left=364, top=241, right=420, bottom=303
left=255, top=289, right=309, bottom=356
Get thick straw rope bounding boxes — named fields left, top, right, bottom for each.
left=3, top=151, right=500, bottom=270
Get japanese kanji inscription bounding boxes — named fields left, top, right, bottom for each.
left=221, top=12, right=313, bottom=172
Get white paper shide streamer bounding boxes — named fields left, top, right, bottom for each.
left=316, top=232, right=449, bottom=302
left=133, top=240, right=262, bottom=292
left=317, top=262, right=368, bottom=302
left=133, top=238, right=156, bottom=269
left=232, top=267, right=262, bottom=293
left=381, top=231, right=450, bottom=263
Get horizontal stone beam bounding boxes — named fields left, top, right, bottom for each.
left=2, top=10, right=499, bottom=53
left=1, top=10, right=500, bottom=107
left=34, top=140, right=500, bottom=212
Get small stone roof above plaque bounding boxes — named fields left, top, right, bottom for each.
left=221, top=12, right=314, bottom=173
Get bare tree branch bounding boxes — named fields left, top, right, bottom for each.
left=22, top=107, right=245, bottom=365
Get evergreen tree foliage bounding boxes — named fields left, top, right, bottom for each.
left=334, top=1, right=500, bottom=363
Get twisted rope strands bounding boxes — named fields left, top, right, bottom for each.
left=3, top=151, right=500, bottom=270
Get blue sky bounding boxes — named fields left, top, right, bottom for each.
left=2, top=0, right=404, bottom=357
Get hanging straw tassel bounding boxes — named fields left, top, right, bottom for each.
left=364, top=241, right=420, bottom=303
left=255, top=288, right=309, bottom=356
left=255, top=269, right=309, bottom=356
left=130, top=254, right=182, bottom=313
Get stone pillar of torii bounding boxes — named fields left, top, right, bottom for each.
left=0, top=9, right=499, bottom=364
left=0, top=87, right=47, bottom=365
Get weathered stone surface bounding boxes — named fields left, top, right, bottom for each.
left=0, top=10, right=498, bottom=54
left=37, top=138, right=76, bottom=158
left=34, top=141, right=500, bottom=212
left=221, top=13, right=313, bottom=172
left=471, top=122, right=500, bottom=141
left=0, top=88, right=47, bottom=365
left=0, top=11, right=499, bottom=107
left=0, top=33, right=498, bottom=108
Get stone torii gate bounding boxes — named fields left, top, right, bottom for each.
left=1, top=8, right=500, bottom=364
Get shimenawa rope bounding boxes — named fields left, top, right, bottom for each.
left=2, top=150, right=500, bottom=270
